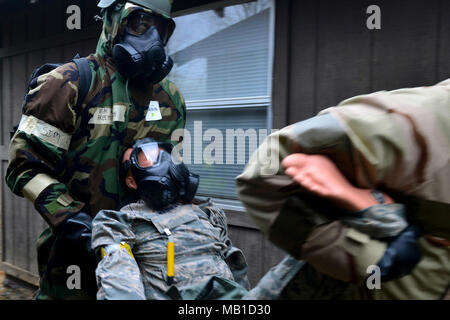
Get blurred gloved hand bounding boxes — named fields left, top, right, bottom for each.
left=54, top=211, right=99, bottom=265
left=377, top=225, right=422, bottom=282
left=44, top=212, right=99, bottom=296
left=55, top=212, right=92, bottom=244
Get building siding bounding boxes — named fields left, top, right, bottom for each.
left=272, top=0, right=450, bottom=128
left=1, top=0, right=449, bottom=289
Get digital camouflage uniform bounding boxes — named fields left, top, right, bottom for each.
left=92, top=199, right=408, bottom=300
left=236, top=79, right=450, bottom=300
left=6, top=3, right=186, bottom=299
left=92, top=200, right=250, bottom=300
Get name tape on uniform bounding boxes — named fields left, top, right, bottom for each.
left=89, top=104, right=127, bottom=124
left=18, top=115, right=71, bottom=150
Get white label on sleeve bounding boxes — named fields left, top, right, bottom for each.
left=18, top=115, right=72, bottom=150
left=146, top=101, right=162, bottom=121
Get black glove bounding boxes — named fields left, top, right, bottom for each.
left=44, top=212, right=99, bottom=297
left=377, top=225, right=422, bottom=282
left=54, top=211, right=100, bottom=267
left=54, top=212, right=94, bottom=253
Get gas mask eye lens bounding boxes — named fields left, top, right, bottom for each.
left=128, top=12, right=152, bottom=35
left=138, top=142, right=160, bottom=167
left=127, top=11, right=167, bottom=39
left=125, top=139, right=199, bottom=209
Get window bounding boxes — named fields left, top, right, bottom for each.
left=167, top=0, right=274, bottom=204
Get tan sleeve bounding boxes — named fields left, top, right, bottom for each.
left=301, top=221, right=387, bottom=284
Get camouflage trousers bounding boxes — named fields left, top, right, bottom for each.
left=35, top=227, right=97, bottom=300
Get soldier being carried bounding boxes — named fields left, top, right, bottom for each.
left=92, top=138, right=251, bottom=299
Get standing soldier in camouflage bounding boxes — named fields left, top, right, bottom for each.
left=5, top=0, right=186, bottom=299
left=236, top=79, right=450, bottom=300
left=92, top=139, right=250, bottom=300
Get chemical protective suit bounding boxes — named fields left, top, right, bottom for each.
left=5, top=0, right=185, bottom=299
left=237, top=79, right=450, bottom=300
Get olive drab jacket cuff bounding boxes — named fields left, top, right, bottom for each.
left=34, top=182, right=85, bottom=230
left=300, top=221, right=387, bottom=284
left=22, top=173, right=59, bottom=203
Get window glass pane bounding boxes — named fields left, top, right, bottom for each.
left=167, top=1, right=272, bottom=100
left=167, top=1, right=273, bottom=200
left=182, top=107, right=268, bottom=199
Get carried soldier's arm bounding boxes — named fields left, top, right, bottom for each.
left=92, top=209, right=145, bottom=300
left=6, top=63, right=85, bottom=229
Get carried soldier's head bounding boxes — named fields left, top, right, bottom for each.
left=97, top=0, right=175, bottom=84
left=121, top=138, right=199, bottom=210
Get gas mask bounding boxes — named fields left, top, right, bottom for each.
left=122, top=139, right=199, bottom=210
left=113, top=10, right=174, bottom=83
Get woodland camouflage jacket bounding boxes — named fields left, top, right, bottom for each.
left=6, top=3, right=186, bottom=229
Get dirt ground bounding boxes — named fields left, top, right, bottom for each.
left=0, top=265, right=448, bottom=300
left=0, top=269, right=36, bottom=300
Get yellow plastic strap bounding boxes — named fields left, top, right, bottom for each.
left=167, top=240, right=175, bottom=277
left=120, top=242, right=135, bottom=259
left=100, top=242, right=134, bottom=259
left=100, top=247, right=107, bottom=259
left=164, top=228, right=175, bottom=279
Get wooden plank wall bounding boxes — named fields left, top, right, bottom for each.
left=0, top=0, right=286, bottom=288
left=0, top=0, right=106, bottom=286
left=273, top=0, right=450, bottom=129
